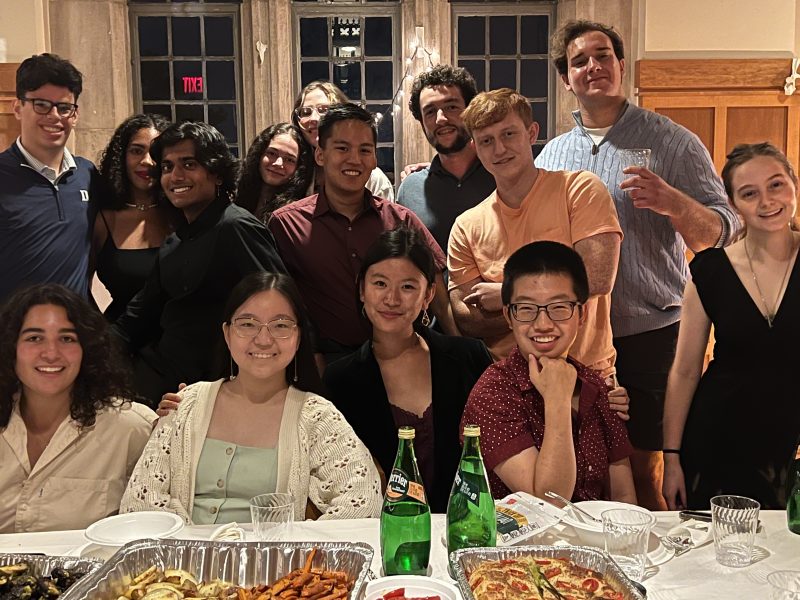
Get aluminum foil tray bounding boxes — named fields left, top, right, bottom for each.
left=0, top=553, right=104, bottom=591
left=450, top=545, right=645, bottom=600
left=62, top=539, right=373, bottom=600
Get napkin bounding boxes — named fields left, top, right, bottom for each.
left=210, top=522, right=246, bottom=542
left=667, top=518, right=712, bottom=548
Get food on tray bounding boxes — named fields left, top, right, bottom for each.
left=375, top=588, right=440, bottom=600
left=0, top=562, right=90, bottom=599
left=467, top=556, right=624, bottom=600
left=240, top=549, right=355, bottom=600
left=116, top=566, right=238, bottom=599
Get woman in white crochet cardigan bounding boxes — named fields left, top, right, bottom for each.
left=121, top=272, right=383, bottom=522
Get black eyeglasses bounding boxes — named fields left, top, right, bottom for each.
left=20, top=97, right=78, bottom=118
left=295, top=104, right=330, bottom=119
left=229, top=317, right=298, bottom=339
left=509, top=301, right=581, bottom=323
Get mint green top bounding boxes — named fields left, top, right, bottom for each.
left=191, top=438, right=277, bottom=525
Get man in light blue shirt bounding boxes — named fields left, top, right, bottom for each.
left=536, top=20, right=739, bottom=510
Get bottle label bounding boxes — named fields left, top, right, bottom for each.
left=454, top=470, right=480, bottom=507
left=387, top=468, right=426, bottom=503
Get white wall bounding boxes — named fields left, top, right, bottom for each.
left=0, top=0, right=48, bottom=62
left=643, top=0, right=797, bottom=57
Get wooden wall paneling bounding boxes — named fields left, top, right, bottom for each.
left=0, top=63, right=19, bottom=152
left=726, top=106, right=788, bottom=154
left=636, top=59, right=791, bottom=91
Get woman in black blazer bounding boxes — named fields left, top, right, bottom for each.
left=323, top=227, right=492, bottom=512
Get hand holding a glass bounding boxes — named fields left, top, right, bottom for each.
left=618, top=148, right=684, bottom=218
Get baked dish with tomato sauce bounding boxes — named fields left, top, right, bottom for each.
left=467, top=556, right=625, bottom=600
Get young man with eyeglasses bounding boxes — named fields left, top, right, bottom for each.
left=0, top=53, right=99, bottom=303
left=461, top=241, right=637, bottom=504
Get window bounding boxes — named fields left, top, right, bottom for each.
left=452, top=1, right=556, bottom=157
left=129, top=2, right=243, bottom=156
left=294, top=2, right=401, bottom=182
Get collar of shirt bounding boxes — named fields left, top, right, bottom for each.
left=15, top=137, right=76, bottom=181
left=312, top=187, right=382, bottom=220
left=176, top=198, right=228, bottom=241
left=571, top=100, right=632, bottom=142
left=429, top=153, right=485, bottom=182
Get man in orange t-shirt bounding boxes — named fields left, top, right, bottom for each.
left=448, top=88, right=622, bottom=376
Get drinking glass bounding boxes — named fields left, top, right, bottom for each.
left=768, top=570, right=800, bottom=599
left=602, top=508, right=656, bottom=581
left=619, top=148, right=651, bottom=171
left=710, top=495, right=760, bottom=567
left=250, top=493, right=294, bottom=541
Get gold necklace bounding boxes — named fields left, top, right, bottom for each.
left=125, top=201, right=158, bottom=211
left=744, top=235, right=796, bottom=328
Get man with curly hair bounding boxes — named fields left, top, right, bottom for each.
left=0, top=54, right=99, bottom=303
left=397, top=65, right=496, bottom=250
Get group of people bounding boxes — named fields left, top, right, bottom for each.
left=1, top=18, right=798, bottom=534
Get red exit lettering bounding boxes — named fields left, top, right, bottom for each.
left=182, top=76, right=204, bottom=94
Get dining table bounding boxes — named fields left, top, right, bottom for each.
left=1, top=511, right=798, bottom=599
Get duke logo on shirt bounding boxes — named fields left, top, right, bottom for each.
left=80, top=190, right=89, bottom=202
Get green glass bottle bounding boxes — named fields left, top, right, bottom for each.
left=446, top=425, right=496, bottom=554
left=788, top=441, right=800, bottom=535
left=380, top=426, right=431, bottom=575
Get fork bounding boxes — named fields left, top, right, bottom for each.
left=658, top=533, right=693, bottom=556
left=544, top=491, right=602, bottom=524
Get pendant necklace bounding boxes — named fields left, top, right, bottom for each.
left=125, top=201, right=158, bottom=211
left=744, top=235, right=795, bottom=328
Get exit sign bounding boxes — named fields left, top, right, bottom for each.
left=183, top=76, right=203, bottom=94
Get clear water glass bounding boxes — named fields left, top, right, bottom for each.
left=250, top=492, right=294, bottom=541
left=619, top=148, right=651, bottom=171
left=768, top=570, right=800, bottom=599
left=602, top=508, right=656, bottom=581
left=710, top=495, right=760, bottom=567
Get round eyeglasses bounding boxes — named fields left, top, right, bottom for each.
left=20, top=97, right=78, bottom=118
left=509, top=301, right=581, bottom=323
left=230, top=317, right=298, bottom=339
left=295, top=104, right=330, bottom=119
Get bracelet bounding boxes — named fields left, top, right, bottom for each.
left=662, top=448, right=681, bottom=454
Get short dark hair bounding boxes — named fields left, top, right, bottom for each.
left=98, top=113, right=172, bottom=210
left=501, top=241, right=589, bottom=305
left=357, top=226, right=436, bottom=331
left=721, top=141, right=798, bottom=201
left=219, top=272, right=324, bottom=395
left=408, top=64, right=478, bottom=122
left=550, top=20, right=625, bottom=77
left=150, top=121, right=239, bottom=201
left=317, top=103, right=378, bottom=148
left=236, top=122, right=314, bottom=221
left=0, top=284, right=135, bottom=429
left=16, top=53, right=83, bottom=100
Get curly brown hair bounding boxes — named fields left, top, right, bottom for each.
left=408, top=64, right=478, bottom=123
left=550, top=20, right=625, bottom=77
left=0, top=284, right=136, bottom=429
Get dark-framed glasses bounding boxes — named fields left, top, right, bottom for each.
left=20, top=97, right=78, bottom=118
left=230, top=316, right=298, bottom=339
left=509, top=301, right=581, bottom=323
left=295, top=104, right=330, bottom=119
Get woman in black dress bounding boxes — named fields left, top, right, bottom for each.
left=663, top=142, right=800, bottom=509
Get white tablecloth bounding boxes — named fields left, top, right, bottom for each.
left=1, top=512, right=798, bottom=599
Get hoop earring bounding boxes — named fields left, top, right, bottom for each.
left=421, top=309, right=431, bottom=327
left=229, top=355, right=237, bottom=381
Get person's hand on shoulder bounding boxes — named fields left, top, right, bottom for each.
left=400, top=162, right=430, bottom=182
left=156, top=382, right=187, bottom=418
left=605, top=378, right=630, bottom=421
left=463, top=281, right=503, bottom=313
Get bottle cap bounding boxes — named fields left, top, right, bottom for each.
left=398, top=426, right=415, bottom=439
left=463, top=425, right=480, bottom=437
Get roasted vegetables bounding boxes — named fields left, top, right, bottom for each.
left=0, top=563, right=89, bottom=600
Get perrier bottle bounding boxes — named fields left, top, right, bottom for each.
left=380, top=426, right=431, bottom=575
left=788, top=439, right=800, bottom=534
left=446, top=425, right=496, bottom=554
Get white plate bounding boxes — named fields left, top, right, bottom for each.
left=559, top=501, right=669, bottom=566
left=365, top=575, right=459, bottom=600
left=84, top=511, right=184, bottom=546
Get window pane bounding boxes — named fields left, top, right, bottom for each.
left=532, top=101, right=548, bottom=140
left=172, top=17, right=201, bottom=56
left=175, top=104, right=204, bottom=123
left=140, top=61, right=171, bottom=100
left=143, top=103, right=172, bottom=120
left=377, top=147, right=394, bottom=184
left=365, top=17, right=391, bottom=56
left=205, top=16, right=234, bottom=56
left=334, top=61, right=361, bottom=100
left=489, top=59, right=516, bottom=90
left=365, top=61, right=392, bottom=100
left=208, top=104, right=238, bottom=144
left=333, top=17, right=362, bottom=58
left=300, top=18, right=328, bottom=57
left=174, top=61, right=204, bottom=100
left=489, top=16, right=516, bottom=56
left=138, top=16, right=168, bottom=56
left=459, top=60, right=485, bottom=92
left=521, top=15, right=548, bottom=55
left=367, top=104, right=392, bottom=142
left=301, top=61, right=329, bottom=86
left=520, top=59, right=548, bottom=98
left=206, top=61, right=236, bottom=100
left=458, top=16, right=485, bottom=55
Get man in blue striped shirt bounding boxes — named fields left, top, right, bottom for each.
left=536, top=20, right=739, bottom=510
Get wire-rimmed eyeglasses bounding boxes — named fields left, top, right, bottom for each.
left=229, top=317, right=298, bottom=339
left=294, top=104, right=330, bottom=119
left=508, top=301, right=581, bottom=323
left=20, top=97, right=78, bottom=118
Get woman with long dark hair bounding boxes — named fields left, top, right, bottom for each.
left=0, top=284, right=155, bottom=532
left=122, top=272, right=382, bottom=523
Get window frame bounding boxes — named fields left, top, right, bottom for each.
left=128, top=1, right=244, bottom=154
left=451, top=0, right=557, bottom=150
left=292, top=1, right=402, bottom=182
